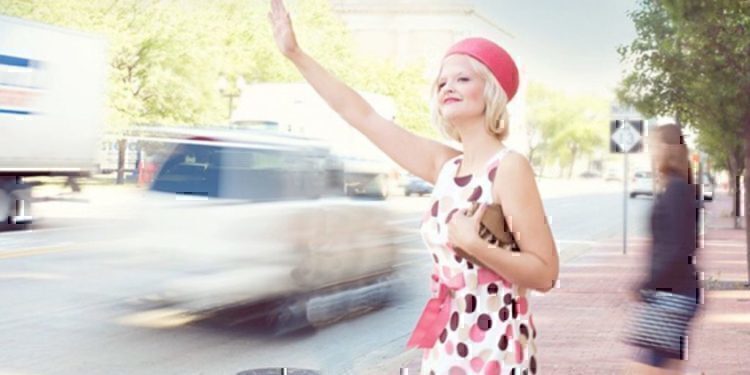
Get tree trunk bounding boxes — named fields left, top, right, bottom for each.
left=743, top=125, right=750, bottom=286
left=116, top=138, right=126, bottom=185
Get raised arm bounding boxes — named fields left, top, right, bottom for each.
left=268, top=0, right=458, bottom=183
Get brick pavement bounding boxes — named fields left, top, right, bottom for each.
left=382, top=191, right=749, bottom=374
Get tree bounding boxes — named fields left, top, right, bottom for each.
left=525, top=82, right=608, bottom=178
left=0, top=0, right=432, bottom=135
left=618, top=0, right=750, bottom=284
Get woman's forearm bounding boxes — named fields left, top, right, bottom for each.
left=288, top=49, right=376, bottom=129
left=465, top=236, right=557, bottom=292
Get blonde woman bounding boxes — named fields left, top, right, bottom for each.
left=626, top=124, right=700, bottom=374
left=269, top=1, right=558, bottom=373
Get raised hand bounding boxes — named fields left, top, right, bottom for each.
left=268, top=0, right=300, bottom=58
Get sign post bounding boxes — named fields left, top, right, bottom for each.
left=610, top=119, right=644, bottom=254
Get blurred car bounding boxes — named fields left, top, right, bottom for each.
left=702, top=173, right=715, bottom=201
left=605, top=169, right=620, bottom=181
left=404, top=175, right=433, bottom=196
left=630, top=170, right=654, bottom=198
left=130, top=128, right=400, bottom=323
left=579, top=171, right=601, bottom=179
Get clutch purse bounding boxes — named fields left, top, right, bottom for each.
left=454, top=202, right=519, bottom=266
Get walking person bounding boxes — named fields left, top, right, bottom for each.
left=625, top=124, right=700, bottom=374
left=269, top=1, right=559, bottom=373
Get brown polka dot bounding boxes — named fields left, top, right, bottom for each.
left=457, top=342, right=469, bottom=357
left=520, top=324, right=529, bottom=338
left=440, top=328, right=448, bottom=343
left=465, top=294, right=477, bottom=313
left=489, top=167, right=497, bottom=181
left=467, top=186, right=482, bottom=201
left=431, top=200, right=439, bottom=217
left=530, top=356, right=537, bottom=374
left=450, top=312, right=460, bottom=330
left=454, top=174, right=472, bottom=187
left=487, top=283, right=499, bottom=294
left=446, top=208, right=459, bottom=223
left=499, top=307, right=509, bottom=322
left=499, top=334, right=509, bottom=350
left=511, top=300, right=519, bottom=319
left=478, top=314, right=492, bottom=331
left=503, top=293, right=513, bottom=305
left=433, top=254, right=439, bottom=264
left=466, top=261, right=474, bottom=269
left=454, top=254, right=463, bottom=263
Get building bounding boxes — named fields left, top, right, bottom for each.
left=329, top=0, right=529, bottom=150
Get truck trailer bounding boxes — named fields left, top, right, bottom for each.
left=0, top=15, right=106, bottom=228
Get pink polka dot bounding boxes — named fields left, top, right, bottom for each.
left=515, top=340, right=524, bottom=364
left=469, top=324, right=486, bottom=342
left=442, top=266, right=452, bottom=280
left=518, top=297, right=528, bottom=315
left=470, top=357, right=485, bottom=372
left=505, top=324, right=514, bottom=338
left=484, top=360, right=501, bottom=375
left=449, top=366, right=466, bottom=375
left=445, top=340, right=454, bottom=355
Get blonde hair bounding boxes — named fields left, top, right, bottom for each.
left=650, top=124, right=693, bottom=191
left=430, top=57, right=510, bottom=142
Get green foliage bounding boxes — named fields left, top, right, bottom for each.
left=525, top=82, right=608, bottom=176
left=0, top=0, right=431, bottom=135
left=618, top=0, right=750, bottom=173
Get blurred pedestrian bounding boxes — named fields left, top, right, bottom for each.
left=269, top=1, right=558, bottom=373
left=625, top=124, right=700, bottom=374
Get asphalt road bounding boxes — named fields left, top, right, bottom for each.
left=0, top=183, right=653, bottom=375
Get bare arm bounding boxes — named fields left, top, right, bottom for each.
left=268, top=0, right=457, bottom=183
left=447, top=152, right=559, bottom=292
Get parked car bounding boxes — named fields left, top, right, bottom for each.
left=630, top=170, right=654, bottom=198
left=404, top=175, right=433, bottom=196
left=129, top=128, right=401, bottom=328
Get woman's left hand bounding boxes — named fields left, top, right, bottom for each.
left=447, top=204, right=486, bottom=255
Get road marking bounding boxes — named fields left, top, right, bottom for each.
left=0, top=243, right=74, bottom=260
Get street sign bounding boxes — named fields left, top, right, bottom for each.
left=610, top=120, right=643, bottom=153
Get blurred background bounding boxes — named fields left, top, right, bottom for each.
left=1, top=0, right=747, bottom=374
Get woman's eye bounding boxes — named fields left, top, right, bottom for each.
left=458, top=77, right=470, bottom=82
left=438, top=82, right=446, bottom=89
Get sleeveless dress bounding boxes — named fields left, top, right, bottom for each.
left=410, top=148, right=538, bottom=375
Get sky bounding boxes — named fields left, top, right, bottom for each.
left=476, top=0, right=639, bottom=97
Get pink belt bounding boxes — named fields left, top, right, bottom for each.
left=407, top=268, right=504, bottom=348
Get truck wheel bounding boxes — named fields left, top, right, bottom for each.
left=0, top=188, right=30, bottom=231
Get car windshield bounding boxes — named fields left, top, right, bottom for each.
left=151, top=142, right=340, bottom=201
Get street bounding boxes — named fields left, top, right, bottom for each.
left=0, top=181, right=654, bottom=374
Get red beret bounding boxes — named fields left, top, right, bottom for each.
left=445, top=37, right=519, bottom=102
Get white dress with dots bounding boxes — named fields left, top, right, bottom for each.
left=413, top=148, right=538, bottom=375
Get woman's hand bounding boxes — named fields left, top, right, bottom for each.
left=268, top=0, right=300, bottom=58
left=447, top=204, right=487, bottom=255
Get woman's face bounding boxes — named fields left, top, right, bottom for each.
left=436, top=54, right=486, bottom=124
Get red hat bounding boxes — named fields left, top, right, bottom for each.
left=445, top=37, right=519, bottom=102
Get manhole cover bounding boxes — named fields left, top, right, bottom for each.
left=237, top=369, right=320, bottom=375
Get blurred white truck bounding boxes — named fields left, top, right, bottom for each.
left=0, top=15, right=106, bottom=228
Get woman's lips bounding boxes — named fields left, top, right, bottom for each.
left=443, top=98, right=460, bottom=104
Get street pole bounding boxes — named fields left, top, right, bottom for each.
left=624, top=150, right=629, bottom=255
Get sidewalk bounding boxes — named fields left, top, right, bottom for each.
left=383, top=191, right=748, bottom=374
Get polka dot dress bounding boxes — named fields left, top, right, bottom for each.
left=418, top=148, right=537, bottom=375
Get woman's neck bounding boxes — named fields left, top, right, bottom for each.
left=456, top=121, right=504, bottom=174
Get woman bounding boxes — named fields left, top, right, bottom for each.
left=627, top=124, right=700, bottom=374
left=269, top=1, right=558, bottom=373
